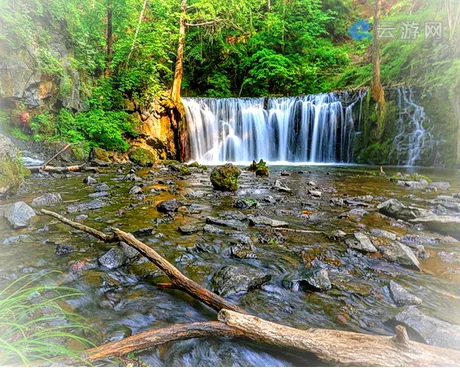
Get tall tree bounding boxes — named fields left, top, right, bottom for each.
left=104, top=0, right=113, bottom=77
left=171, top=0, right=187, bottom=103
left=371, top=0, right=385, bottom=106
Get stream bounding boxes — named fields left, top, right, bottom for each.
left=1, top=164, right=460, bottom=366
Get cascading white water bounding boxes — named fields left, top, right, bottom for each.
left=391, top=86, right=434, bottom=166
left=183, top=92, right=366, bottom=164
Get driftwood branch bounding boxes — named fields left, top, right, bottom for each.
left=271, top=227, right=323, bottom=234
left=42, top=143, right=73, bottom=167
left=40, top=210, right=245, bottom=314
left=186, top=18, right=222, bottom=27
left=217, top=309, right=460, bottom=366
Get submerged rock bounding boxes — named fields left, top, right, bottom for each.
left=55, top=243, right=75, bottom=256
left=388, top=281, right=422, bottom=306
left=391, top=307, right=460, bottom=350
left=273, top=180, right=291, bottom=193
left=203, top=224, right=226, bottom=235
left=67, top=199, right=106, bottom=213
left=283, top=268, right=331, bottom=292
left=379, top=241, right=421, bottom=270
left=3, top=201, right=36, bottom=228
left=206, top=216, right=246, bottom=231
left=156, top=199, right=180, bottom=213
left=31, top=193, right=63, bottom=207
left=211, top=265, right=271, bottom=297
left=377, top=199, right=426, bottom=221
left=210, top=164, right=241, bottom=192
left=98, top=242, right=139, bottom=269
left=178, top=224, right=202, bottom=235
left=370, top=228, right=397, bottom=240
left=345, top=232, right=378, bottom=253
left=234, top=198, right=258, bottom=209
left=249, top=216, right=289, bottom=228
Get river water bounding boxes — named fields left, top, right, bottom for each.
left=0, top=164, right=459, bottom=366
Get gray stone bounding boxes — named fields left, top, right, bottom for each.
left=283, top=268, right=331, bottom=292
left=230, top=243, right=256, bottom=259
left=2, top=234, right=29, bottom=245
left=206, top=216, right=247, bottom=231
left=67, top=199, right=105, bottom=213
left=345, top=232, right=378, bottom=253
left=392, top=307, right=460, bottom=350
left=370, top=228, right=397, bottom=240
left=124, top=173, right=142, bottom=182
left=0, top=134, right=18, bottom=159
left=437, top=251, right=460, bottom=263
left=83, top=176, right=97, bottom=185
left=397, top=180, right=428, bottom=190
left=308, top=190, right=322, bottom=198
left=31, top=193, right=63, bottom=207
left=55, top=244, right=74, bottom=256
left=203, top=224, right=225, bottom=235
left=129, top=185, right=143, bottom=195
left=248, top=216, right=289, bottom=228
left=156, top=199, right=179, bottom=213
left=399, top=233, right=459, bottom=245
left=95, top=183, right=111, bottom=192
left=218, top=210, right=247, bottom=221
left=377, top=199, right=427, bottom=221
left=389, top=281, right=422, bottom=306
left=3, top=202, right=36, bottom=228
left=379, top=241, right=421, bottom=270
left=409, top=215, right=460, bottom=239
left=429, top=182, right=450, bottom=191
left=234, top=198, right=258, bottom=209
left=178, top=224, right=202, bottom=235
left=273, top=180, right=292, bottom=193
left=75, top=214, right=88, bottom=222
left=211, top=265, right=271, bottom=297
left=88, top=191, right=109, bottom=198
left=98, top=242, right=139, bottom=269
left=329, top=230, right=347, bottom=239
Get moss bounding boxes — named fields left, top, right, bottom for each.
left=248, top=159, right=267, bottom=172
left=170, top=164, right=191, bottom=176
left=70, top=142, right=90, bottom=161
left=210, top=164, right=241, bottom=192
left=160, top=160, right=180, bottom=166
left=92, top=147, right=110, bottom=162
left=390, top=172, right=432, bottom=183
left=187, top=161, right=207, bottom=170
left=128, top=147, right=157, bottom=167
left=0, top=157, right=25, bottom=194
left=256, top=166, right=269, bottom=176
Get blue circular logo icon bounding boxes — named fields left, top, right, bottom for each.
left=349, top=20, right=372, bottom=41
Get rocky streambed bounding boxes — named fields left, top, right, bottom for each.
left=0, top=163, right=460, bottom=366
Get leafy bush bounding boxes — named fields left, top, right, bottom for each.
left=0, top=272, right=94, bottom=365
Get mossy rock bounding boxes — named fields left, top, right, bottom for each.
left=210, top=164, right=241, bottom=192
left=187, top=161, right=208, bottom=170
left=390, top=172, right=432, bottom=183
left=256, top=166, right=269, bottom=176
left=170, top=164, right=191, bottom=176
left=0, top=157, right=25, bottom=196
left=92, top=147, right=110, bottom=162
left=248, top=159, right=267, bottom=172
left=129, top=147, right=157, bottom=167
left=160, top=160, right=180, bottom=166
left=70, top=142, right=90, bottom=161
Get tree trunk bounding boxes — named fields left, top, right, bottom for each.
left=218, top=309, right=460, bottom=366
left=371, top=0, right=385, bottom=106
left=171, top=0, right=187, bottom=103
left=126, top=0, right=148, bottom=65
left=104, top=0, right=113, bottom=77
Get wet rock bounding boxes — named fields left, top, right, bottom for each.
left=429, top=182, right=450, bottom=191
left=2, top=234, right=29, bottom=245
left=156, top=199, right=180, bottom=213
left=280, top=171, right=291, bottom=176
left=95, top=183, right=110, bottom=192
left=218, top=210, right=247, bottom=221
left=283, top=268, right=331, bottom=292
left=91, top=147, right=111, bottom=166
left=189, top=243, right=220, bottom=254
left=248, top=216, right=289, bottom=228
left=262, top=195, right=276, bottom=204
left=330, top=198, right=344, bottom=206
left=128, top=147, right=156, bottom=167
left=55, top=243, right=74, bottom=256
left=307, top=181, right=317, bottom=187
left=129, top=185, right=143, bottom=195
left=344, top=198, right=370, bottom=207
left=75, top=214, right=88, bottom=222
left=67, top=199, right=106, bottom=213
left=255, top=166, right=269, bottom=176
left=124, top=173, right=142, bottom=182
left=206, top=216, right=247, bottom=231
left=397, top=180, right=428, bottom=190
left=399, top=233, right=459, bottom=245
left=344, top=232, right=378, bottom=253
left=377, top=199, right=427, bottom=221
left=210, top=164, right=241, bottom=192
left=437, top=251, right=460, bottom=263
left=3, top=202, right=36, bottom=228
left=391, top=307, right=460, bottom=350
left=211, top=265, right=271, bottom=297
left=370, top=229, right=397, bottom=240
left=379, top=241, right=421, bottom=270
left=234, top=198, right=258, bottom=209
left=389, top=281, right=422, bottom=306
left=89, top=189, right=110, bottom=198
left=83, top=176, right=97, bottom=185
left=273, top=180, right=291, bottom=193
left=98, top=242, right=139, bottom=269
left=339, top=208, right=368, bottom=219
left=230, top=243, right=256, bottom=259
left=178, top=224, right=202, bottom=235
left=258, top=231, right=286, bottom=245
left=31, top=193, right=63, bottom=207
left=203, top=224, right=226, bottom=235
left=308, top=190, right=322, bottom=198
left=404, top=243, right=430, bottom=259
left=329, top=230, right=347, bottom=240
left=188, top=204, right=205, bottom=214
left=409, top=215, right=460, bottom=239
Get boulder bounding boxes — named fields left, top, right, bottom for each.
left=31, top=193, right=63, bottom=207
left=3, top=201, right=36, bottom=228
left=210, top=164, right=241, bottom=192
left=98, top=242, right=139, bottom=269
left=429, top=182, right=450, bottom=191
left=396, top=180, right=428, bottom=190
left=211, top=265, right=271, bottom=297
left=388, top=281, right=422, bottom=306
left=283, top=268, right=332, bottom=292
left=379, top=241, right=421, bottom=270
left=91, top=147, right=111, bottom=166
left=156, top=199, right=180, bottom=213
left=409, top=215, right=460, bottom=239
left=249, top=216, right=289, bottom=228
left=377, top=199, right=427, bottom=221
left=370, top=228, right=397, bottom=241
left=345, top=232, right=378, bottom=253
left=128, top=147, right=156, bottom=167
left=391, top=307, right=460, bottom=350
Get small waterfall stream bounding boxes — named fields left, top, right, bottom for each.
left=183, top=87, right=434, bottom=166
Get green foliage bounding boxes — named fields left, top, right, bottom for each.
left=0, top=271, right=95, bottom=366
left=0, top=156, right=25, bottom=191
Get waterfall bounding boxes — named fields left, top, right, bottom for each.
left=391, top=86, right=435, bottom=166
left=183, top=91, right=366, bottom=164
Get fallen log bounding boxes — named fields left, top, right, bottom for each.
left=40, top=210, right=245, bottom=314
left=217, top=309, right=460, bottom=366
left=29, top=164, right=86, bottom=173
